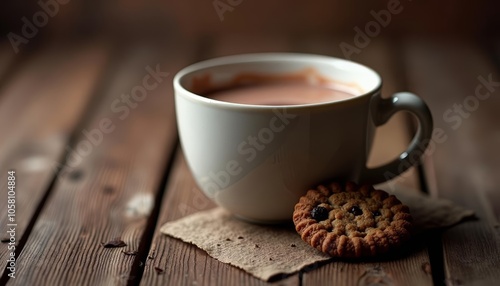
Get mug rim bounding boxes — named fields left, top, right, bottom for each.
left=173, top=53, right=382, bottom=110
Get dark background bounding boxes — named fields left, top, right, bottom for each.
left=2, top=0, right=500, bottom=49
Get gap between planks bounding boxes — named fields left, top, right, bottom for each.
left=403, top=37, right=500, bottom=286
left=3, top=43, right=177, bottom=285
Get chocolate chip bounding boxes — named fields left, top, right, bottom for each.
left=311, top=206, right=329, bottom=221
left=225, top=238, right=232, bottom=241
left=349, top=206, right=363, bottom=216
left=255, top=244, right=259, bottom=248
left=237, top=236, right=244, bottom=239
left=101, top=238, right=127, bottom=248
left=1, top=237, right=9, bottom=243
left=291, top=244, right=296, bottom=247
left=372, top=210, right=381, bottom=217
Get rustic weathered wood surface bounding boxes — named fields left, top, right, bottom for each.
left=0, top=43, right=109, bottom=280
left=403, top=39, right=500, bottom=286
left=0, top=36, right=499, bottom=286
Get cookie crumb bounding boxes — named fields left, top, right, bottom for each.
left=148, top=250, right=156, bottom=259
left=68, top=169, right=84, bottom=181
left=422, top=262, right=432, bottom=275
left=103, top=186, right=114, bottom=194
left=122, top=250, right=138, bottom=256
left=155, top=267, right=164, bottom=274
left=101, top=238, right=127, bottom=248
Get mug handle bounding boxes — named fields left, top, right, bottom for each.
left=363, top=92, right=433, bottom=184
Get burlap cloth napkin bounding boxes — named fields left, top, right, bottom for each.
left=161, top=188, right=475, bottom=281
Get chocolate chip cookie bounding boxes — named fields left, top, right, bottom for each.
left=293, top=182, right=413, bottom=258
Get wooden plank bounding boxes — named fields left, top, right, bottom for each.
left=0, top=43, right=109, bottom=280
left=403, top=38, right=500, bottom=285
left=5, top=44, right=180, bottom=285
left=297, top=37, right=432, bottom=286
left=140, top=35, right=300, bottom=286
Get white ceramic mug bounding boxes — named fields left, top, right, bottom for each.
left=174, top=53, right=433, bottom=223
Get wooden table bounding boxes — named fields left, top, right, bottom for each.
left=0, top=36, right=499, bottom=286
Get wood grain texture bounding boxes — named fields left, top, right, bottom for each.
left=0, top=44, right=109, bottom=279
left=297, top=37, right=432, bottom=286
left=403, top=38, right=500, bottom=285
left=4, top=44, right=179, bottom=285
left=140, top=154, right=299, bottom=286
left=0, top=42, right=16, bottom=81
